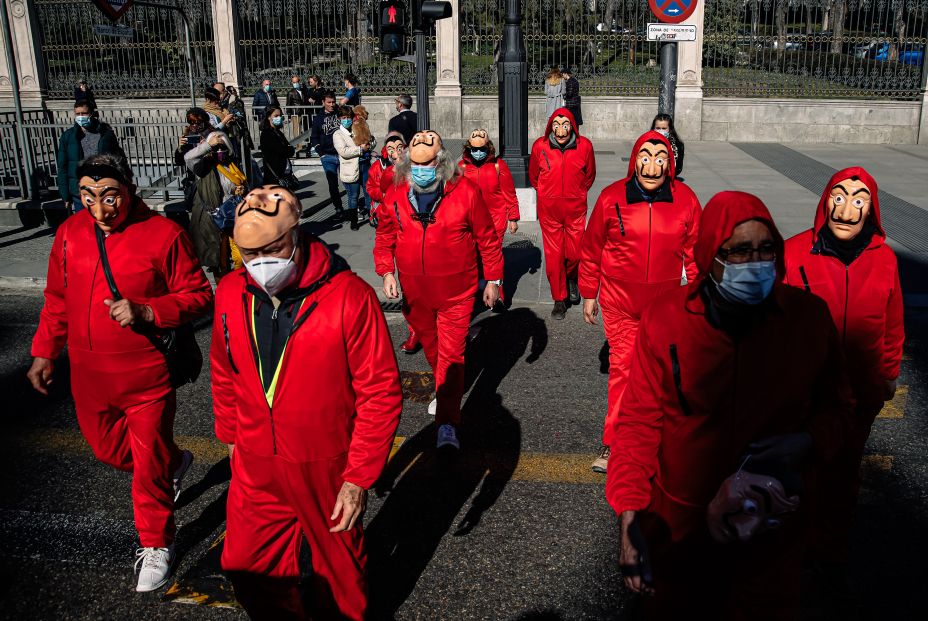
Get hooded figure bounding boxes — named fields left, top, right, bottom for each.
left=374, top=130, right=504, bottom=450
left=606, top=192, right=854, bottom=620
left=460, top=129, right=520, bottom=243
left=783, top=167, right=904, bottom=571
left=212, top=186, right=402, bottom=620
left=529, top=107, right=597, bottom=318
left=580, top=130, right=701, bottom=473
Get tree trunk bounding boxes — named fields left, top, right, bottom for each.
left=889, top=2, right=906, bottom=62
left=830, top=1, right=846, bottom=55
left=356, top=3, right=372, bottom=65
left=603, top=0, right=616, bottom=33
left=806, top=4, right=814, bottom=35
left=775, top=0, right=787, bottom=57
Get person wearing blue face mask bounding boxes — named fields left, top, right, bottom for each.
left=56, top=101, right=122, bottom=214
left=252, top=79, right=280, bottom=122
left=259, top=107, right=295, bottom=187
left=332, top=105, right=371, bottom=230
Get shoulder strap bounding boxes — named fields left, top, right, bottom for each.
left=94, top=225, right=122, bottom=301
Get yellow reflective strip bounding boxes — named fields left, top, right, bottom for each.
left=252, top=298, right=307, bottom=408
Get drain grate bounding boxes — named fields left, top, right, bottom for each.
left=595, top=150, right=616, bottom=155
left=380, top=300, right=403, bottom=313
left=734, top=143, right=928, bottom=254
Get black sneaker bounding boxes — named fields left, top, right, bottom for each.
left=568, top=278, right=580, bottom=305
left=551, top=300, right=567, bottom=320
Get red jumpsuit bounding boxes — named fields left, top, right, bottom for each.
left=783, top=166, right=904, bottom=562
left=460, top=154, right=520, bottom=243
left=606, top=192, right=854, bottom=620
left=212, top=238, right=402, bottom=620
left=32, top=204, right=212, bottom=548
left=366, top=150, right=393, bottom=223
left=579, top=131, right=700, bottom=445
left=529, top=107, right=596, bottom=302
left=374, top=175, right=503, bottom=426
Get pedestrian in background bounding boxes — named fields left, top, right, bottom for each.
left=259, top=106, right=295, bottom=187
left=341, top=73, right=361, bottom=106
left=562, top=67, right=583, bottom=127
left=544, top=66, right=565, bottom=119
left=651, top=113, right=685, bottom=176
left=459, top=128, right=520, bottom=244
left=306, top=75, right=326, bottom=107
left=352, top=105, right=376, bottom=218
left=57, top=100, right=122, bottom=213
left=74, top=79, right=97, bottom=112
left=252, top=78, right=279, bottom=121
left=203, top=86, right=235, bottom=133
left=309, top=92, right=345, bottom=219
left=388, top=93, right=417, bottom=144
left=333, top=105, right=370, bottom=231
left=286, top=75, right=309, bottom=143
left=28, top=153, right=212, bottom=593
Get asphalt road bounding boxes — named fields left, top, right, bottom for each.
left=1, top=286, right=926, bottom=620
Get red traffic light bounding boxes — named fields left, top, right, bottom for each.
left=380, top=1, right=404, bottom=27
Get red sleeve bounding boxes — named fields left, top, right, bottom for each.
left=806, top=301, right=855, bottom=462
left=606, top=309, right=665, bottom=515
left=31, top=228, right=68, bottom=359
left=583, top=142, right=597, bottom=191
left=367, top=162, right=385, bottom=203
left=373, top=192, right=398, bottom=276
left=341, top=281, right=403, bottom=489
left=469, top=187, right=504, bottom=281
left=497, top=160, right=520, bottom=221
left=683, top=192, right=702, bottom=283
left=882, top=262, right=905, bottom=381
left=578, top=193, right=608, bottom=300
left=210, top=285, right=237, bottom=444
left=143, top=230, right=213, bottom=328
left=528, top=143, right=541, bottom=189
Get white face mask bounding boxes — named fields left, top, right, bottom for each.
left=245, top=235, right=299, bottom=297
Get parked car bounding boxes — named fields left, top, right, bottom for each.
left=874, top=42, right=924, bottom=66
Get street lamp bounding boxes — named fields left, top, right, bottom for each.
left=498, top=0, right=529, bottom=187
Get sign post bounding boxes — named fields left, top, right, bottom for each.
left=90, top=0, right=134, bottom=22
left=648, top=0, right=698, bottom=118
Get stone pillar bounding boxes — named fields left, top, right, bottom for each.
left=0, top=0, right=46, bottom=105
left=919, top=89, right=928, bottom=145
left=211, top=0, right=242, bottom=88
left=674, top=0, right=704, bottom=140
left=431, top=0, right=462, bottom=137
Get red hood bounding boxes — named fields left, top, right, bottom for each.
left=812, top=166, right=884, bottom=243
left=693, top=191, right=786, bottom=288
left=379, top=145, right=389, bottom=160
left=544, top=107, right=581, bottom=137
left=626, top=131, right=676, bottom=180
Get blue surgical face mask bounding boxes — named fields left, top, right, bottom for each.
left=75, top=115, right=92, bottom=128
left=411, top=165, right=437, bottom=187
left=711, top=258, right=777, bottom=305
left=340, top=118, right=352, bottom=129
left=272, top=115, right=284, bottom=127
left=263, top=84, right=271, bottom=92
left=292, top=82, right=301, bottom=89
left=470, top=148, right=488, bottom=161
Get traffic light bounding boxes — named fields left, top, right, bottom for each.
left=379, top=0, right=405, bottom=57
left=419, top=1, right=451, bottom=24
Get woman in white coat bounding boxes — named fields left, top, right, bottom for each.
left=332, top=105, right=371, bottom=230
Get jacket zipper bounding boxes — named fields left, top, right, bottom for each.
left=221, top=313, right=239, bottom=374
left=420, top=223, right=428, bottom=274
left=62, top=240, right=68, bottom=287
left=842, top=265, right=849, bottom=346
left=614, top=203, right=626, bottom=236
left=542, top=150, right=551, bottom=171
left=798, top=265, right=811, bottom=293
left=241, top=292, right=277, bottom=454
left=646, top=201, right=653, bottom=281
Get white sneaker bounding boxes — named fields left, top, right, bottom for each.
left=427, top=398, right=437, bottom=416
left=173, top=449, right=194, bottom=502
left=437, top=424, right=460, bottom=450
left=135, top=545, right=174, bottom=592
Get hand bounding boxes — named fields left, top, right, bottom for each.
left=178, top=136, right=188, bottom=148
left=220, top=113, right=235, bottom=127
left=27, top=357, right=55, bottom=396
left=583, top=298, right=599, bottom=325
left=483, top=283, right=500, bottom=308
left=103, top=298, right=154, bottom=328
left=207, top=134, right=225, bottom=148
left=227, top=444, right=234, bottom=458
left=382, top=273, right=399, bottom=299
left=883, top=379, right=898, bottom=401
left=619, top=511, right=655, bottom=595
left=329, top=481, right=366, bottom=532
left=507, top=220, right=519, bottom=234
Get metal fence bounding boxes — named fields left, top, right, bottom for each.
left=35, top=0, right=217, bottom=99
left=236, top=0, right=432, bottom=96
left=703, top=0, right=928, bottom=100
left=460, top=0, right=661, bottom=95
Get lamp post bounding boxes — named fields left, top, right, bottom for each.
left=498, top=0, right=529, bottom=187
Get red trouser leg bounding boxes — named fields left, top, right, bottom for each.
left=599, top=303, right=639, bottom=446
left=539, top=211, right=568, bottom=302
left=563, top=211, right=586, bottom=283
left=401, top=272, right=475, bottom=426
left=70, top=349, right=180, bottom=547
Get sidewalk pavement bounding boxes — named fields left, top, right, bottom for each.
left=2, top=141, right=927, bottom=304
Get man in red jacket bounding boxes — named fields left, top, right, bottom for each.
left=213, top=186, right=402, bottom=620
left=783, top=167, right=904, bottom=585
left=28, top=154, right=213, bottom=593
left=580, top=130, right=701, bottom=473
left=460, top=128, right=520, bottom=243
left=529, top=107, right=596, bottom=319
left=607, top=192, right=854, bottom=620
left=374, top=130, right=503, bottom=449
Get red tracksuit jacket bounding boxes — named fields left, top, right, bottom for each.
left=366, top=150, right=390, bottom=204
left=373, top=175, right=504, bottom=281
left=528, top=107, right=596, bottom=219
left=606, top=192, right=854, bottom=539
left=460, top=154, right=520, bottom=239
left=211, top=238, right=403, bottom=488
left=579, top=131, right=700, bottom=301
left=32, top=203, right=213, bottom=361
left=784, top=166, right=904, bottom=409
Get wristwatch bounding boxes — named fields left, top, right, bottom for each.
left=487, top=279, right=503, bottom=286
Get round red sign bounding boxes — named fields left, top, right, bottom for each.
left=648, top=0, right=698, bottom=25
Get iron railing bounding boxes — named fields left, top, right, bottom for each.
left=703, top=0, right=928, bottom=100
left=35, top=0, right=217, bottom=100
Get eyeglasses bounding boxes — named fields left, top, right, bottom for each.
left=717, top=242, right=777, bottom=264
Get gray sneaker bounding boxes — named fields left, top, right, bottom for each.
left=135, top=545, right=174, bottom=592
left=591, top=445, right=610, bottom=474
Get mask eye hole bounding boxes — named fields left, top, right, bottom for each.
left=833, top=194, right=845, bottom=205
left=640, top=156, right=650, bottom=165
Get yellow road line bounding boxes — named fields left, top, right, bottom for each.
left=861, top=454, right=893, bottom=472
left=877, top=385, right=908, bottom=419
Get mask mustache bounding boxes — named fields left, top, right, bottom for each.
left=638, top=170, right=664, bottom=180
left=829, top=206, right=862, bottom=226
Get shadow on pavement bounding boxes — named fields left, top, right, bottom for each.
left=366, top=308, right=547, bottom=619
left=502, top=239, right=542, bottom=305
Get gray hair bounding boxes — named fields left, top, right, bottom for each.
left=397, top=93, right=413, bottom=110
left=394, top=148, right=460, bottom=192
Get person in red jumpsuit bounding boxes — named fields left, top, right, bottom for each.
left=28, top=153, right=213, bottom=592
left=529, top=107, right=596, bottom=319
left=607, top=191, right=854, bottom=620
left=459, top=128, right=520, bottom=243
left=783, top=167, right=904, bottom=594
left=580, top=130, right=701, bottom=473
left=212, top=186, right=402, bottom=620
left=374, top=130, right=504, bottom=448
left=367, top=132, right=420, bottom=354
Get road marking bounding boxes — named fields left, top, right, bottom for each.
left=861, top=454, right=893, bottom=472
left=400, top=370, right=434, bottom=403
left=878, top=385, right=908, bottom=419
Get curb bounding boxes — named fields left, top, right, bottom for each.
left=0, top=276, right=46, bottom=289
